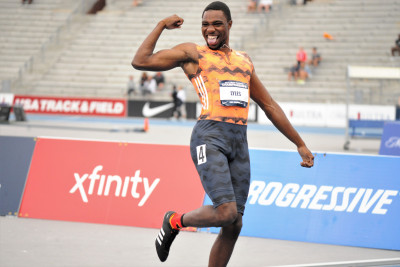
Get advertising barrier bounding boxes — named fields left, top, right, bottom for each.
left=203, top=149, right=400, bottom=250
left=0, top=93, right=14, bottom=105
left=0, top=136, right=36, bottom=216
left=379, top=121, right=400, bottom=156
left=127, top=100, right=197, bottom=119
left=19, top=138, right=205, bottom=228
left=9, top=135, right=400, bottom=250
left=127, top=100, right=258, bottom=122
left=257, top=103, right=396, bottom=127
left=13, top=95, right=126, bottom=117
left=0, top=104, right=11, bottom=122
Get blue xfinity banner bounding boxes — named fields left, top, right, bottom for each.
left=202, top=149, right=400, bottom=250
left=379, top=121, right=400, bottom=156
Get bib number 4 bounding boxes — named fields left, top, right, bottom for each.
left=196, top=144, right=207, bottom=165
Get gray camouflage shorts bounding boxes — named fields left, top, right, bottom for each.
left=190, top=120, right=251, bottom=215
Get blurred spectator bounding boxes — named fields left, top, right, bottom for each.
left=290, top=0, right=312, bottom=5
left=140, top=72, right=148, bottom=95
left=21, top=0, right=33, bottom=4
left=177, top=86, right=186, bottom=119
left=258, top=0, right=272, bottom=12
left=153, top=72, right=165, bottom=90
left=141, top=74, right=156, bottom=96
left=296, top=47, right=307, bottom=69
left=171, top=85, right=186, bottom=120
left=247, top=0, right=258, bottom=13
left=139, top=72, right=148, bottom=95
left=287, top=62, right=299, bottom=81
left=391, top=34, right=400, bottom=57
left=308, top=47, right=322, bottom=67
left=288, top=47, right=307, bottom=82
left=131, top=0, right=143, bottom=7
left=297, top=62, right=311, bottom=84
left=87, top=0, right=105, bottom=14
left=171, top=85, right=179, bottom=119
left=288, top=61, right=311, bottom=83
left=126, top=75, right=136, bottom=97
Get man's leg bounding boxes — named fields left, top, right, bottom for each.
left=155, top=120, right=245, bottom=263
left=181, top=203, right=241, bottom=267
left=208, top=213, right=243, bottom=267
left=155, top=202, right=238, bottom=262
left=182, top=202, right=237, bottom=227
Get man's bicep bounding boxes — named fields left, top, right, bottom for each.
left=133, top=43, right=195, bottom=71
left=148, top=48, right=189, bottom=71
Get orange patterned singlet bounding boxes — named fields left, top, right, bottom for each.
left=187, top=45, right=254, bottom=125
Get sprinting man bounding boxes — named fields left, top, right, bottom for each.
left=132, top=2, right=314, bottom=266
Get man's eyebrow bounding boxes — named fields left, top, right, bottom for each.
left=202, top=20, right=224, bottom=24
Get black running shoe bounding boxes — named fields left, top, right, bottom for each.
left=155, top=211, right=180, bottom=262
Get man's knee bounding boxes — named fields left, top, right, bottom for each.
left=216, top=203, right=238, bottom=226
left=221, top=214, right=243, bottom=239
left=232, top=215, right=243, bottom=236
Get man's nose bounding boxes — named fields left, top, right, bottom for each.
left=205, top=25, right=216, bottom=32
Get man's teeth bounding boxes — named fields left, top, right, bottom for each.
left=208, top=36, right=218, bottom=45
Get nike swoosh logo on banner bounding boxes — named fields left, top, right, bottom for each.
left=142, top=102, right=174, bottom=117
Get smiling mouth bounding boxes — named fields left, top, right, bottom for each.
left=207, top=35, right=218, bottom=46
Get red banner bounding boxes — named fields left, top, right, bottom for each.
left=19, top=138, right=204, bottom=228
left=13, top=95, right=126, bottom=117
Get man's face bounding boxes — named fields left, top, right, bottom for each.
left=202, top=10, right=232, bottom=50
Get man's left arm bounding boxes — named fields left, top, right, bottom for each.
left=249, top=71, right=314, bottom=168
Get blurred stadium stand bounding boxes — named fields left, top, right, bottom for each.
left=1, top=0, right=399, bottom=104
left=248, top=0, right=400, bottom=104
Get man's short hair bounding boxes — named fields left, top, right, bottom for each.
left=202, top=1, right=232, bottom=22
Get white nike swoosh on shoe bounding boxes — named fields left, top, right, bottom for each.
left=142, top=102, right=174, bottom=117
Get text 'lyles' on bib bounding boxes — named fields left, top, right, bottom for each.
left=219, top=80, right=249, bottom=108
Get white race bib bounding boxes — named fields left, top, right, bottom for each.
left=219, top=80, right=248, bottom=108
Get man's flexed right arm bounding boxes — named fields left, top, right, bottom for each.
left=132, top=15, right=192, bottom=72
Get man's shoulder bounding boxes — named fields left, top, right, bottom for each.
left=233, top=49, right=250, bottom=57
left=233, top=49, right=253, bottom=64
